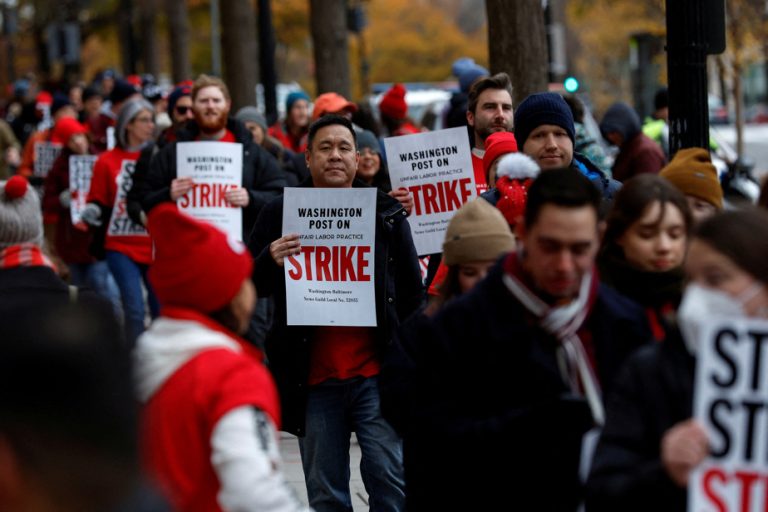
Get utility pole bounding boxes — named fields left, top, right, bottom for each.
left=665, top=0, right=725, bottom=154
left=211, top=0, right=221, bottom=77
left=258, top=0, right=278, bottom=125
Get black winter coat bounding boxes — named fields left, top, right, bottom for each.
left=585, top=331, right=694, bottom=512
left=379, top=260, right=652, bottom=511
left=140, top=118, right=286, bottom=240
left=248, top=178, right=424, bottom=436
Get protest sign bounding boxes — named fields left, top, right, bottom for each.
left=106, top=160, right=148, bottom=237
left=384, top=127, right=476, bottom=256
left=282, top=187, right=377, bottom=327
left=690, top=317, right=768, bottom=511
left=176, top=141, right=243, bottom=240
left=33, top=141, right=62, bottom=178
left=68, top=155, right=98, bottom=225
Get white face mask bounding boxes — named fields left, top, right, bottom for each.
left=677, top=284, right=746, bottom=355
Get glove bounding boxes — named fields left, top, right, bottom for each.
left=81, top=203, right=103, bottom=227
left=58, top=189, right=71, bottom=209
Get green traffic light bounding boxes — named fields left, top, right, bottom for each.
left=564, top=77, right=579, bottom=93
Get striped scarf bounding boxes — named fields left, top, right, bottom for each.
left=501, top=252, right=605, bottom=426
left=0, top=244, right=55, bottom=270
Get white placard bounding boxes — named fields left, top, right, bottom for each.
left=689, top=317, right=768, bottom=511
left=107, top=160, right=148, bottom=237
left=33, top=141, right=62, bottom=178
left=69, top=155, right=98, bottom=225
left=383, top=127, right=476, bottom=256
left=176, top=142, right=243, bottom=241
left=282, top=187, right=377, bottom=327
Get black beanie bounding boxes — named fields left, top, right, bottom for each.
left=513, top=92, right=575, bottom=149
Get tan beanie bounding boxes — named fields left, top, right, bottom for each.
left=659, top=148, right=723, bottom=209
left=442, top=199, right=515, bottom=266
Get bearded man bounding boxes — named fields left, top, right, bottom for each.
left=142, top=74, right=285, bottom=241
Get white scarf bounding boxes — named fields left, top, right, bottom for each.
left=502, top=269, right=605, bottom=426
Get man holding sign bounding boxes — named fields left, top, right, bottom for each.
left=142, top=74, right=285, bottom=241
left=250, top=115, right=423, bottom=512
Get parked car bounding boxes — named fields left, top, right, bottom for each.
left=709, top=94, right=730, bottom=125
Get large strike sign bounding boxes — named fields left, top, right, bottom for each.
left=384, top=127, right=476, bottom=256
left=176, top=142, right=243, bottom=240
left=282, top=187, right=377, bottom=327
left=690, top=318, right=768, bottom=511
left=69, top=155, right=98, bottom=225
left=34, top=141, right=62, bottom=179
left=107, top=160, right=148, bottom=237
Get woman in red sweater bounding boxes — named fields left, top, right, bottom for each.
left=84, top=98, right=158, bottom=346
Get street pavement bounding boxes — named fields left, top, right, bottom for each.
left=711, top=123, right=768, bottom=180
left=279, top=432, right=369, bottom=510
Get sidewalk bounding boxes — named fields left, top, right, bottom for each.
left=279, top=432, right=369, bottom=510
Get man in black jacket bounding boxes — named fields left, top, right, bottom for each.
left=140, top=74, right=285, bottom=242
left=249, top=115, right=423, bottom=512
left=380, top=168, right=652, bottom=511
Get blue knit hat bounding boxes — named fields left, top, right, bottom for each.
left=513, top=92, right=575, bottom=148
left=286, top=91, right=310, bottom=113
left=459, top=65, right=489, bottom=93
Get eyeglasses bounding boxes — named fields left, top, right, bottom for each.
left=175, top=105, right=191, bottom=115
left=133, top=116, right=154, bottom=124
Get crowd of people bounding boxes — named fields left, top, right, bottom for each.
left=1, top=61, right=768, bottom=512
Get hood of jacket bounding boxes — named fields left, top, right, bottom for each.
left=599, top=102, right=641, bottom=144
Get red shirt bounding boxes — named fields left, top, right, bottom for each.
left=471, top=153, right=489, bottom=195
left=142, top=309, right=280, bottom=512
left=87, top=147, right=153, bottom=264
left=308, top=327, right=380, bottom=385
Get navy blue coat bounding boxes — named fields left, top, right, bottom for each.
left=249, top=179, right=424, bottom=436
left=379, top=259, right=652, bottom=511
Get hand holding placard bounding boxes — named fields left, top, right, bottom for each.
left=662, top=419, right=709, bottom=487
left=270, top=233, right=300, bottom=267
left=171, top=177, right=194, bottom=200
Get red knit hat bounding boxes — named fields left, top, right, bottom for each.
left=493, top=153, right=540, bottom=227
left=147, top=204, right=253, bottom=313
left=52, top=117, right=87, bottom=145
left=483, top=131, right=518, bottom=175
left=379, top=83, right=408, bottom=120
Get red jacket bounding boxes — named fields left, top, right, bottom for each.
left=138, top=309, right=281, bottom=512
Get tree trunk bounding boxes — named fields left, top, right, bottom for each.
left=486, top=0, right=548, bottom=107
left=118, top=0, right=137, bottom=75
left=310, top=0, right=350, bottom=98
left=220, top=0, right=259, bottom=110
left=165, top=0, right=191, bottom=83
left=258, top=0, right=279, bottom=124
left=727, top=0, right=745, bottom=157
left=138, top=0, right=159, bottom=77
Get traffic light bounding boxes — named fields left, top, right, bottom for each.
left=564, top=76, right=579, bottom=93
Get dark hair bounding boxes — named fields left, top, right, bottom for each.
left=654, top=87, right=669, bottom=111
left=0, top=302, right=138, bottom=511
left=562, top=94, right=585, bottom=124
left=380, top=112, right=418, bottom=135
left=467, top=72, right=513, bottom=115
left=351, top=101, right=381, bottom=137
left=694, top=208, right=768, bottom=284
left=602, top=174, right=693, bottom=255
left=524, top=167, right=601, bottom=228
left=307, top=114, right=357, bottom=150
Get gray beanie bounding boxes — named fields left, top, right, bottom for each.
left=235, top=106, right=268, bottom=131
left=116, top=98, right=154, bottom=149
left=357, top=130, right=380, bottom=153
left=0, top=176, right=43, bottom=248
